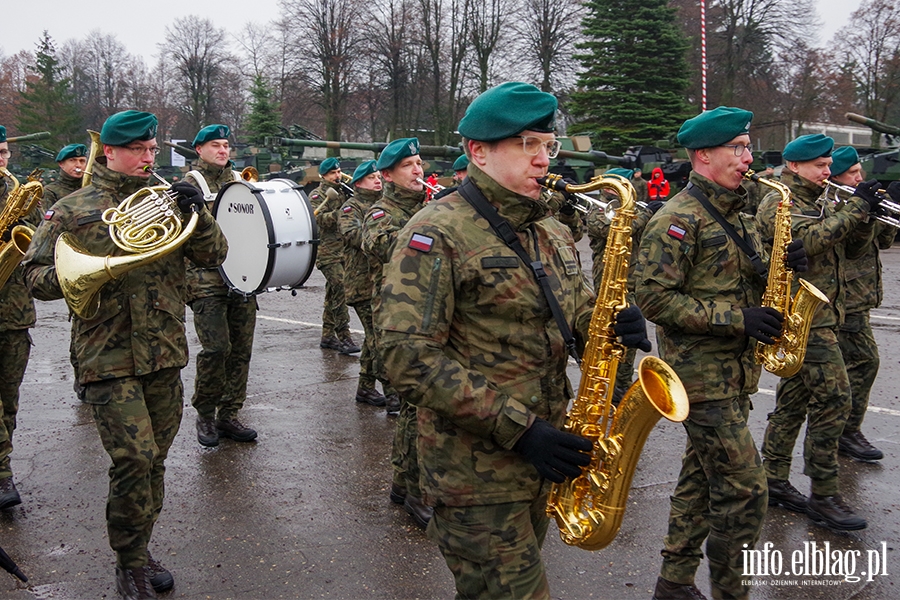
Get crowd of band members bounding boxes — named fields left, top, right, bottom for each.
left=0, top=83, right=899, bottom=600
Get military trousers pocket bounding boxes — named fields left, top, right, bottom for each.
left=82, top=379, right=115, bottom=405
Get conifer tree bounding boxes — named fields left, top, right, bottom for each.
left=244, top=75, right=281, bottom=145
left=569, top=0, right=690, bottom=153
left=17, top=31, right=83, bottom=152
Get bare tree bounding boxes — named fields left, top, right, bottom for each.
left=469, top=0, right=510, bottom=92
left=512, top=0, right=582, bottom=92
left=0, top=51, right=32, bottom=128
left=367, top=0, right=418, bottom=138
left=419, top=0, right=471, bottom=143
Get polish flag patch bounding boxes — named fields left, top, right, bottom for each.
left=44, top=210, right=54, bottom=220
left=371, top=209, right=386, bottom=220
left=342, top=206, right=352, bottom=213
left=408, top=233, right=434, bottom=253
left=667, top=224, right=686, bottom=240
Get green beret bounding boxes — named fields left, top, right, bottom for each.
left=376, top=138, right=420, bottom=170
left=605, top=168, right=635, bottom=179
left=458, top=82, right=557, bottom=142
left=192, top=124, right=231, bottom=147
left=783, top=134, right=833, bottom=162
left=100, top=110, right=158, bottom=146
left=452, top=154, right=469, bottom=171
left=351, top=160, right=377, bottom=186
left=829, top=146, right=859, bottom=176
left=0, top=125, right=6, bottom=143
left=56, top=143, right=88, bottom=162
left=677, top=106, right=753, bottom=149
left=318, top=157, right=341, bottom=175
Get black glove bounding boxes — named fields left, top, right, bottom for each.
left=785, top=238, right=808, bottom=272
left=886, top=181, right=900, bottom=204
left=854, top=179, right=883, bottom=212
left=646, top=200, right=665, bottom=215
left=170, top=182, right=204, bottom=214
left=513, top=418, right=592, bottom=483
left=614, top=305, right=652, bottom=352
left=741, top=307, right=784, bottom=345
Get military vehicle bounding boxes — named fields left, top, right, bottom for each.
left=846, top=113, right=900, bottom=185
left=4, top=132, right=53, bottom=178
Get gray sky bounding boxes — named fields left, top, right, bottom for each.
left=2, top=0, right=860, bottom=66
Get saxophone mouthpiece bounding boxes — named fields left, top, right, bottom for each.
left=537, top=174, right=568, bottom=192
left=742, top=169, right=759, bottom=182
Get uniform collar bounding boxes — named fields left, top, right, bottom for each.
left=688, top=171, right=748, bottom=215
left=195, top=158, right=231, bottom=179
left=382, top=181, right=426, bottom=209
left=467, top=163, right=549, bottom=231
left=780, top=171, right=824, bottom=205
left=354, top=187, right=381, bottom=204
left=90, top=160, right=153, bottom=196
left=58, top=169, right=83, bottom=187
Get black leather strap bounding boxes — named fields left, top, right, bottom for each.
left=458, top=179, right=581, bottom=363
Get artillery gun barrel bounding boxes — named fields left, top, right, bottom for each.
left=164, top=140, right=199, bottom=160
left=846, top=113, right=900, bottom=137
left=7, top=131, right=51, bottom=144
left=556, top=149, right=637, bottom=168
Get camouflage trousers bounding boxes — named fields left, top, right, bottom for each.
left=317, top=260, right=350, bottom=338
left=349, top=300, right=395, bottom=394
left=660, top=395, right=767, bottom=600
left=190, top=294, right=258, bottom=421
left=428, top=496, right=551, bottom=600
left=762, top=327, right=851, bottom=496
left=84, top=367, right=183, bottom=569
left=0, top=330, right=31, bottom=479
left=838, top=311, right=879, bottom=433
left=392, top=400, right=421, bottom=497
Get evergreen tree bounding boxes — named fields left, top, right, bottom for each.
left=17, top=31, right=83, bottom=153
left=568, top=0, right=690, bottom=153
left=244, top=75, right=281, bottom=144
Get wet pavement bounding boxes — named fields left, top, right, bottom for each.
left=1, top=236, right=899, bottom=599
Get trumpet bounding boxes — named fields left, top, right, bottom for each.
left=821, top=179, right=900, bottom=228
left=338, top=171, right=354, bottom=196
left=538, top=174, right=647, bottom=221
left=416, top=177, right=445, bottom=194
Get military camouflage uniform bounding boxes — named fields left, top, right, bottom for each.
left=309, top=180, right=351, bottom=341
left=833, top=188, right=895, bottom=435
left=633, top=175, right=650, bottom=205
left=544, top=190, right=584, bottom=242
left=756, top=172, right=870, bottom=496
left=376, top=164, right=594, bottom=599
left=42, top=170, right=83, bottom=212
left=0, top=188, right=40, bottom=482
left=23, top=160, right=228, bottom=569
left=634, top=172, right=769, bottom=599
left=363, top=181, right=426, bottom=496
left=339, top=187, right=395, bottom=396
left=184, top=159, right=258, bottom=422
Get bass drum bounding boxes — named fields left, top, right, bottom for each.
left=212, top=178, right=318, bottom=295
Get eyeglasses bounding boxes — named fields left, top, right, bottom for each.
left=121, top=145, right=160, bottom=156
left=720, top=144, right=753, bottom=156
left=516, top=136, right=561, bottom=159
left=0, top=150, right=10, bottom=159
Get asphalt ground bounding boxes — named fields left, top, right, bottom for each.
left=1, top=236, right=899, bottom=599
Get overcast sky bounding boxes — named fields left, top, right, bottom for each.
left=2, top=0, right=860, bottom=68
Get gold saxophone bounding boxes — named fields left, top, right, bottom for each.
left=746, top=171, right=829, bottom=377
left=0, top=167, right=44, bottom=289
left=541, top=173, right=689, bottom=551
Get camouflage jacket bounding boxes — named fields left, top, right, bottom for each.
left=0, top=187, right=40, bottom=332
left=376, top=164, right=595, bottom=507
left=309, top=180, right=347, bottom=265
left=633, top=176, right=650, bottom=205
left=339, top=187, right=380, bottom=305
left=23, top=161, right=228, bottom=384
left=184, top=159, right=239, bottom=301
left=42, top=170, right=83, bottom=213
left=587, top=200, right=652, bottom=293
left=362, top=181, right=426, bottom=293
left=634, top=172, right=768, bottom=403
left=544, top=190, right=584, bottom=242
left=832, top=187, right=895, bottom=314
left=755, top=172, right=870, bottom=329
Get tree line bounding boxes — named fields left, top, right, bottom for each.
left=1, top=0, right=898, bottom=157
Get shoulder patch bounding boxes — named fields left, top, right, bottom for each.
left=44, top=210, right=54, bottom=220
left=667, top=224, right=686, bottom=240
left=342, top=206, right=353, bottom=213
left=371, top=209, right=386, bottom=220
left=408, top=233, right=434, bottom=253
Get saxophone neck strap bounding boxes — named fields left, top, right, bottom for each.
left=458, top=178, right=581, bottom=363
left=685, top=182, right=767, bottom=277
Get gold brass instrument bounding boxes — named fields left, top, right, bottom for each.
left=746, top=171, right=829, bottom=378
left=0, top=167, right=44, bottom=289
left=544, top=173, right=689, bottom=551
left=240, top=166, right=259, bottom=182
left=81, top=130, right=101, bottom=188
left=416, top=177, right=445, bottom=195
left=538, top=175, right=647, bottom=222
left=55, top=166, right=199, bottom=319
left=821, top=179, right=900, bottom=228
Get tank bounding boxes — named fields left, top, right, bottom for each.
left=846, top=113, right=900, bottom=185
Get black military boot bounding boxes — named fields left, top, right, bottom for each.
left=0, top=476, right=22, bottom=510
left=195, top=416, right=219, bottom=448
left=839, top=430, right=884, bottom=462
left=116, top=565, right=157, bottom=599
left=319, top=335, right=342, bottom=350
left=145, top=552, right=174, bottom=593
left=355, top=387, right=387, bottom=406
left=403, top=494, right=433, bottom=529
left=767, top=478, right=807, bottom=514
left=217, top=417, right=258, bottom=442
left=338, top=335, right=361, bottom=355
left=389, top=483, right=407, bottom=505
left=651, top=576, right=708, bottom=600
left=385, top=394, right=401, bottom=417
left=807, top=494, right=867, bottom=531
